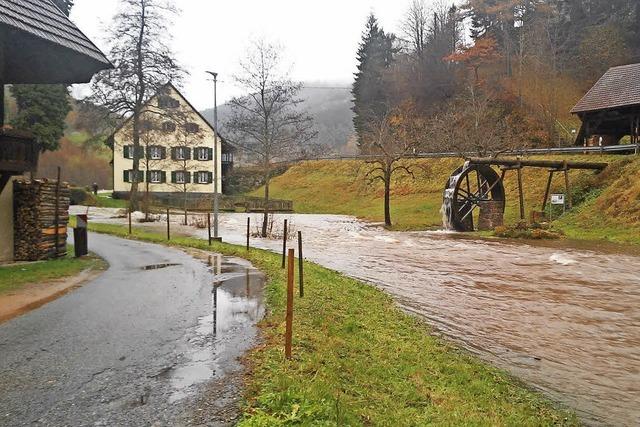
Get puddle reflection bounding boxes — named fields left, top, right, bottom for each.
left=166, top=256, right=265, bottom=403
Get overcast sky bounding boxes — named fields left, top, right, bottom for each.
left=70, top=0, right=440, bottom=109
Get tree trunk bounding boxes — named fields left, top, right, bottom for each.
left=144, top=178, right=150, bottom=221
left=384, top=166, right=392, bottom=227
left=261, top=171, right=270, bottom=238
left=130, top=114, right=141, bottom=211
left=183, top=183, right=188, bottom=225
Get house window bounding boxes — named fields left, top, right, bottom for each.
left=196, top=171, right=211, bottom=184
left=141, top=120, right=154, bottom=131
left=185, top=123, right=200, bottom=133
left=148, top=146, right=162, bottom=160
left=149, top=170, right=162, bottom=183
left=175, top=171, right=187, bottom=184
left=175, top=147, right=188, bottom=160
left=196, top=147, right=210, bottom=161
left=158, top=96, right=179, bottom=109
left=222, top=152, right=233, bottom=163
left=124, top=170, right=143, bottom=183
left=162, top=121, right=176, bottom=132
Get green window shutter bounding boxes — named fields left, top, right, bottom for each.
left=123, top=170, right=129, bottom=183
left=171, top=171, right=176, bottom=183
left=208, top=172, right=213, bottom=184
left=170, top=147, right=176, bottom=160
left=145, top=170, right=150, bottom=182
left=161, top=171, right=166, bottom=183
left=208, top=148, right=213, bottom=160
left=185, top=147, right=192, bottom=160
left=185, top=171, right=191, bottom=183
left=161, top=147, right=167, bottom=159
left=123, top=145, right=130, bottom=159
left=136, top=146, right=145, bottom=159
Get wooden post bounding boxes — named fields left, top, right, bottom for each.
left=54, top=166, right=61, bottom=258
left=246, top=217, right=250, bottom=251
left=128, top=208, right=132, bottom=235
left=298, top=231, right=304, bottom=298
left=516, top=164, right=525, bottom=221
left=207, top=212, right=212, bottom=245
left=285, top=248, right=294, bottom=360
left=281, top=219, right=288, bottom=269
left=563, top=161, right=573, bottom=209
left=541, top=170, right=554, bottom=212
left=166, top=208, right=170, bottom=240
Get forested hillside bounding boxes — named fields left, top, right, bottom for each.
left=352, top=0, right=640, bottom=154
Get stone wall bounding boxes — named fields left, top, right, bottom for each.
left=478, top=200, right=505, bottom=231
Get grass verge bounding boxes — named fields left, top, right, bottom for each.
left=0, top=246, right=106, bottom=295
left=88, top=222, right=577, bottom=425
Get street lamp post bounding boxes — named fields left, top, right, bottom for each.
left=206, top=71, right=220, bottom=239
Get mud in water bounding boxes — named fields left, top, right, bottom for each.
left=76, top=208, right=640, bottom=425
left=212, top=213, right=638, bottom=426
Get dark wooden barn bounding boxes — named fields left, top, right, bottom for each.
left=571, top=63, right=640, bottom=150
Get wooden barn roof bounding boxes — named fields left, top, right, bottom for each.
left=571, top=63, right=640, bottom=114
left=0, top=0, right=110, bottom=64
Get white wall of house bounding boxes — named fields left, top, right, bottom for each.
left=113, top=85, right=222, bottom=194
left=0, top=178, right=14, bottom=262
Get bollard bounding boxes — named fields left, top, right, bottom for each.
left=285, top=248, right=295, bottom=359
left=166, top=208, right=170, bottom=240
left=281, top=219, right=288, bottom=269
left=207, top=212, right=212, bottom=245
left=128, top=208, right=132, bottom=235
left=246, top=217, right=250, bottom=251
left=298, top=231, right=304, bottom=297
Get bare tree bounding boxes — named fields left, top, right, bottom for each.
left=429, top=85, right=522, bottom=156
left=401, top=0, right=429, bottom=57
left=225, top=39, right=316, bottom=237
left=361, top=105, right=424, bottom=227
left=90, top=0, right=184, bottom=210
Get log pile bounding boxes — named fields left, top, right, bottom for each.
left=14, top=179, right=71, bottom=261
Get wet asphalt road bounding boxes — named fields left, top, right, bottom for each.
left=0, top=233, right=219, bottom=426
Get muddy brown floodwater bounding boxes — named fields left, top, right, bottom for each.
left=80, top=208, right=640, bottom=426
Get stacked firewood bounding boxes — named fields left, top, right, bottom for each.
left=14, top=179, right=71, bottom=261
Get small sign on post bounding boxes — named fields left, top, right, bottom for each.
left=550, top=194, right=565, bottom=205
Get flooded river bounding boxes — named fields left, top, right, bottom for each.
left=81, top=208, right=640, bottom=425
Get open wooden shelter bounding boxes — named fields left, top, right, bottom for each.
left=572, top=63, right=640, bottom=151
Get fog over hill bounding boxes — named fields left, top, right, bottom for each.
left=201, top=83, right=356, bottom=155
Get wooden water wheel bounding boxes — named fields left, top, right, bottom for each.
left=442, top=162, right=505, bottom=232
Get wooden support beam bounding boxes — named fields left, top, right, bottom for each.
left=563, top=161, right=573, bottom=210
left=516, top=164, right=525, bottom=221
left=467, top=158, right=607, bottom=171
left=541, top=170, right=555, bottom=212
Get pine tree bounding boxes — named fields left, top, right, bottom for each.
left=10, top=85, right=71, bottom=151
left=352, top=14, right=397, bottom=148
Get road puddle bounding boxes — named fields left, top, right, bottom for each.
left=163, top=254, right=265, bottom=403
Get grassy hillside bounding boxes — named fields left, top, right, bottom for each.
left=252, top=155, right=640, bottom=244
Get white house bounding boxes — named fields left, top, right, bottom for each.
left=110, top=83, right=234, bottom=200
